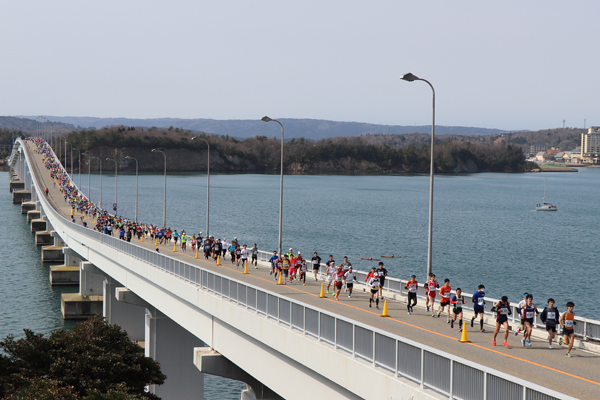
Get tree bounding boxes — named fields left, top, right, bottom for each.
left=0, top=315, right=165, bottom=400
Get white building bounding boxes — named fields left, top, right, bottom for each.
left=581, top=127, right=600, bottom=164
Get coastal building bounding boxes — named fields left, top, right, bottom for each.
left=530, top=142, right=547, bottom=155
left=581, top=127, right=600, bottom=164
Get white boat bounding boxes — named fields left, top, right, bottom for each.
left=536, top=178, right=557, bottom=211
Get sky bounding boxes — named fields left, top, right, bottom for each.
left=0, top=1, right=598, bottom=131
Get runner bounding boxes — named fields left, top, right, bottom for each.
left=333, top=265, right=345, bottom=300
left=269, top=251, right=279, bottom=278
left=311, top=252, right=321, bottom=281
left=514, top=292, right=529, bottom=336
left=492, top=296, right=511, bottom=347
left=180, top=232, right=187, bottom=252
left=229, top=242, right=236, bottom=264
left=376, top=262, right=387, bottom=299
left=405, top=275, right=418, bottom=315
left=251, top=244, right=258, bottom=268
left=286, top=248, right=295, bottom=260
left=281, top=255, right=290, bottom=285
left=288, top=255, right=297, bottom=283
left=221, top=238, right=228, bottom=258
left=471, top=284, right=486, bottom=332
left=540, top=298, right=560, bottom=349
left=325, top=255, right=336, bottom=294
left=203, top=239, right=212, bottom=260
left=340, top=256, right=352, bottom=292
left=344, top=266, right=357, bottom=298
left=450, top=288, right=466, bottom=329
left=299, top=259, right=307, bottom=286
left=558, top=301, right=576, bottom=357
left=425, top=274, right=439, bottom=317
left=367, top=272, right=381, bottom=309
left=235, top=244, right=242, bottom=267
left=191, top=235, right=197, bottom=252
left=213, top=239, right=221, bottom=260
left=240, top=244, right=249, bottom=270
left=520, top=294, right=539, bottom=347
left=438, top=279, right=452, bottom=322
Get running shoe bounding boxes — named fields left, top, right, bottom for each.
left=450, top=321, right=454, bottom=329
left=492, top=340, right=496, bottom=346
left=437, top=312, right=441, bottom=318
left=408, top=311, right=411, bottom=315
left=369, top=303, right=372, bottom=308
left=431, top=313, right=435, bottom=317
left=559, top=338, right=563, bottom=346
left=480, top=329, right=485, bottom=332
left=348, top=294, right=351, bottom=298
left=521, top=338, right=526, bottom=347
left=427, top=306, right=430, bottom=312
left=514, top=329, right=520, bottom=336
left=269, top=271, right=272, bottom=275
left=527, top=340, right=532, bottom=347
left=447, top=319, right=450, bottom=324
left=303, top=283, right=306, bottom=286
left=376, top=305, right=379, bottom=309
left=326, top=289, right=329, bottom=294
left=503, top=342, right=509, bottom=348
left=459, top=327, right=462, bottom=332
left=471, top=318, right=474, bottom=328
left=548, top=345, right=553, bottom=349
left=566, top=352, right=572, bottom=357
left=335, top=295, right=339, bottom=301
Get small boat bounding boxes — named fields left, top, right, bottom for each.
left=536, top=178, right=557, bottom=211
left=360, top=257, right=381, bottom=261
left=380, top=255, right=401, bottom=258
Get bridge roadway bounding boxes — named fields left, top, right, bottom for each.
left=26, top=141, right=600, bottom=400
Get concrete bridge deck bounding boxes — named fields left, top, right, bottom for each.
left=24, top=140, right=600, bottom=400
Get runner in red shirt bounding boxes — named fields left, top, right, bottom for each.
left=438, top=279, right=452, bottom=322
left=425, top=274, right=439, bottom=317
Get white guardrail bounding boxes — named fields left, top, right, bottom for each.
left=14, top=139, right=578, bottom=400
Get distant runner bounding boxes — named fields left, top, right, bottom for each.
left=450, top=288, right=466, bottom=330
left=540, top=298, right=560, bottom=349
left=492, top=296, right=511, bottom=347
left=405, top=275, right=418, bottom=315
left=559, top=301, right=576, bottom=357
left=471, top=284, right=486, bottom=332
left=438, top=279, right=452, bottom=322
left=311, top=252, right=322, bottom=281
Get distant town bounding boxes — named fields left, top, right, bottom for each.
left=521, top=127, right=600, bottom=166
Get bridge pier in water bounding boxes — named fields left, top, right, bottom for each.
left=103, top=282, right=146, bottom=342
left=145, top=307, right=204, bottom=400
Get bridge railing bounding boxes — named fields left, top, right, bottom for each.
left=254, top=250, right=600, bottom=343
left=14, top=140, right=580, bottom=400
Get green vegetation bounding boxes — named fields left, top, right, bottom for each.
left=0, top=315, right=165, bottom=400
left=62, top=126, right=535, bottom=173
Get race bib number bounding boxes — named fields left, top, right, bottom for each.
left=443, top=293, right=451, bottom=298
left=547, top=312, right=555, bottom=320
left=501, top=307, right=508, bottom=315
left=565, top=320, right=573, bottom=328
left=526, top=311, right=534, bottom=319
left=478, top=298, right=484, bottom=305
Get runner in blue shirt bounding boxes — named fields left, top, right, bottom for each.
left=471, top=284, right=486, bottom=332
left=269, top=251, right=279, bottom=278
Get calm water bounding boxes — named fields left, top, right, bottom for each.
left=2, top=167, right=599, bottom=398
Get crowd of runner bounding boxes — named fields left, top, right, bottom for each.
left=30, top=137, right=580, bottom=357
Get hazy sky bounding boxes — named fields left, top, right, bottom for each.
left=0, top=1, right=597, bottom=130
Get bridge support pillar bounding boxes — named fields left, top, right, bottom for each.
left=79, top=261, right=106, bottom=297
left=194, top=348, right=283, bottom=400
left=145, top=308, right=204, bottom=400
left=103, top=281, right=145, bottom=342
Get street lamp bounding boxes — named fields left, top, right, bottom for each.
left=261, top=116, right=284, bottom=259
left=73, top=148, right=81, bottom=188
left=65, top=140, right=68, bottom=171
left=125, top=156, right=138, bottom=222
left=70, top=145, right=74, bottom=178
left=106, top=158, right=118, bottom=215
left=83, top=153, right=91, bottom=199
left=191, top=137, right=210, bottom=237
left=151, top=149, right=167, bottom=228
left=400, top=72, right=435, bottom=277
left=92, top=156, right=102, bottom=209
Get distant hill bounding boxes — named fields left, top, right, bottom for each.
left=0, top=116, right=75, bottom=132
left=14, top=116, right=510, bottom=140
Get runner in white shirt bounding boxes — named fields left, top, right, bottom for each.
left=344, top=266, right=357, bottom=298
left=222, top=239, right=228, bottom=259
left=240, top=244, right=249, bottom=269
left=367, top=275, right=381, bottom=309
left=325, top=255, right=336, bottom=294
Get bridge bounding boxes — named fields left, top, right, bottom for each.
left=7, top=138, right=600, bottom=400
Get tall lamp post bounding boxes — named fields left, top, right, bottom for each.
left=65, top=140, right=68, bottom=171
left=92, top=156, right=102, bottom=209
left=261, top=116, right=284, bottom=259
left=191, top=137, right=210, bottom=237
left=125, top=156, right=138, bottom=222
left=151, top=149, right=167, bottom=228
left=400, top=72, right=435, bottom=277
left=83, top=153, right=91, bottom=199
left=106, top=158, right=118, bottom=215
left=73, top=148, right=81, bottom=188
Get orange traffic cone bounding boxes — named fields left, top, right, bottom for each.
left=319, top=283, right=326, bottom=298
left=380, top=300, right=390, bottom=317
left=141, top=236, right=144, bottom=242
left=459, top=321, right=470, bottom=343
left=154, top=238, right=158, bottom=246
left=243, top=262, right=249, bottom=274
left=173, top=243, right=177, bottom=252
left=216, top=255, right=221, bottom=266
left=278, top=271, right=283, bottom=285
left=195, top=249, right=199, bottom=259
